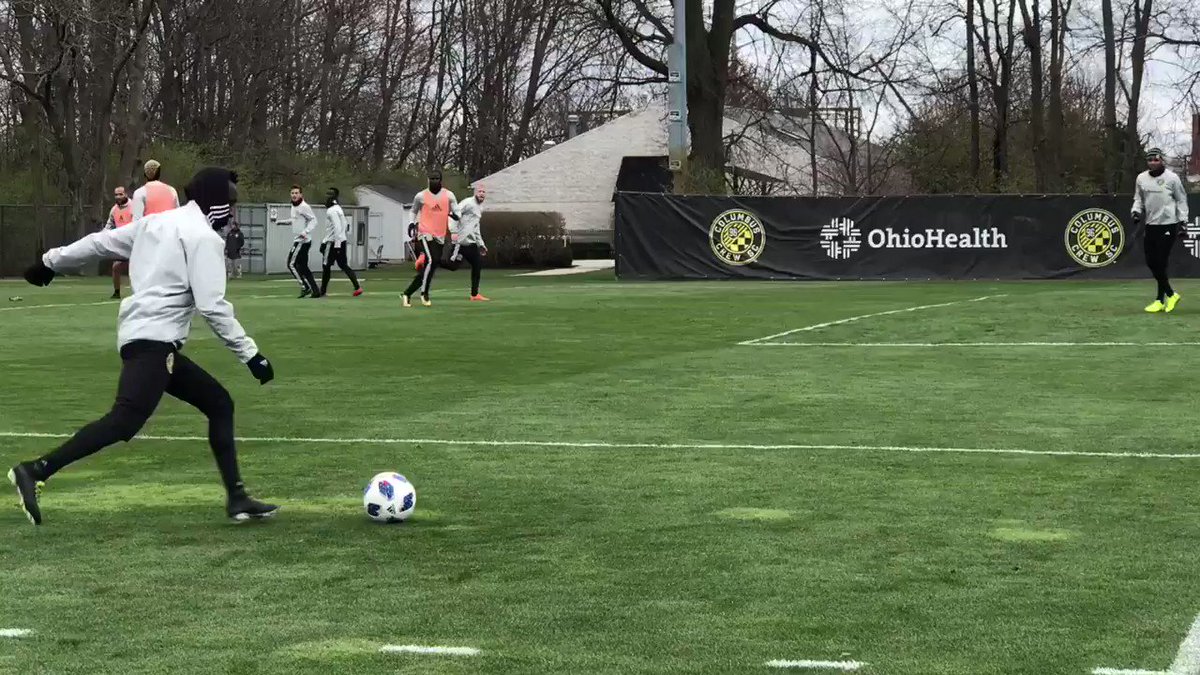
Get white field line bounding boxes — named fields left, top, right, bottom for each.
left=3, top=431, right=1200, bottom=460
left=379, top=645, right=480, bottom=656
left=1093, top=612, right=1200, bottom=675
left=0, top=629, right=32, bottom=638
left=1169, top=613, right=1200, bottom=674
left=0, top=301, right=113, bottom=312
left=752, top=342, right=1200, bottom=348
left=739, top=295, right=1004, bottom=346
left=766, top=660, right=865, bottom=671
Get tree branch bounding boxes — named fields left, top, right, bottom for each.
left=596, top=0, right=668, bottom=75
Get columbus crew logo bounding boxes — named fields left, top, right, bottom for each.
left=1065, top=208, right=1125, bottom=268
left=709, top=209, right=766, bottom=266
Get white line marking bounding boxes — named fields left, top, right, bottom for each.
left=751, top=342, right=1200, bottom=348
left=0, top=301, right=113, bottom=312
left=766, top=660, right=865, bottom=671
left=739, top=295, right=1004, bottom=345
left=3, top=431, right=1199, bottom=459
left=1093, top=612, right=1200, bottom=675
left=379, top=645, right=480, bottom=656
left=0, top=629, right=32, bottom=638
left=1169, top=613, right=1200, bottom=674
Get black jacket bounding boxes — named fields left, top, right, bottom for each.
left=225, top=228, right=245, bottom=259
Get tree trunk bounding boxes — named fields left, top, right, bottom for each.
left=1019, top=0, right=1046, bottom=192
left=967, top=0, right=981, bottom=185
left=1124, top=0, right=1153, bottom=186
left=1047, top=0, right=1068, bottom=189
left=1101, top=0, right=1120, bottom=192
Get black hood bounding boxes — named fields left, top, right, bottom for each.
left=185, top=167, right=238, bottom=229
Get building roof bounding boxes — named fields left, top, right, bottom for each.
left=359, top=181, right=427, bottom=205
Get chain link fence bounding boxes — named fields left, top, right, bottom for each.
left=0, top=203, right=370, bottom=277
left=0, top=205, right=96, bottom=277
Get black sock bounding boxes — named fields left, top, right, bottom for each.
left=320, top=268, right=331, bottom=295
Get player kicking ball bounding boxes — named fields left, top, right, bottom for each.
left=8, top=167, right=278, bottom=525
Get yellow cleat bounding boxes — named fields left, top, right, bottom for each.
left=401, top=294, right=412, bottom=308
left=1145, top=300, right=1165, bottom=313
left=1165, top=293, right=1182, bottom=313
left=421, top=296, right=432, bottom=307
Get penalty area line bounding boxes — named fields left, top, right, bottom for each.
left=738, top=295, right=1005, bottom=346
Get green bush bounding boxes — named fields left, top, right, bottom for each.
left=478, top=211, right=572, bottom=268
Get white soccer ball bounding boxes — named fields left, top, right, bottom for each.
left=363, top=472, right=416, bottom=523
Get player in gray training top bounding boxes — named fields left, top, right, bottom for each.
left=10, top=167, right=278, bottom=526
left=446, top=184, right=489, bottom=301
left=1132, top=148, right=1190, bottom=314
left=272, top=185, right=320, bottom=298
left=319, top=187, right=363, bottom=297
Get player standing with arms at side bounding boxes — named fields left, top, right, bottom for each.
left=1133, top=148, right=1190, bottom=313
left=319, top=187, right=363, bottom=297
left=402, top=169, right=458, bottom=307
left=446, top=184, right=489, bottom=301
left=131, top=159, right=179, bottom=221
left=9, top=168, right=278, bottom=526
left=272, top=185, right=320, bottom=298
left=104, top=185, right=135, bottom=299
left=225, top=218, right=245, bottom=279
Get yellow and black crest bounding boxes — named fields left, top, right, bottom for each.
left=709, top=209, right=766, bottom=266
left=1065, top=208, right=1125, bottom=268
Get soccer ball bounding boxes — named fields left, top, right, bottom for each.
left=363, top=472, right=416, bottom=523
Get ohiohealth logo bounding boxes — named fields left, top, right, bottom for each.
left=820, top=217, right=1007, bottom=260
left=1186, top=217, right=1200, bottom=259
left=820, top=217, right=862, bottom=260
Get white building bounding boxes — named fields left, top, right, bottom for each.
left=354, top=182, right=424, bottom=263
left=472, top=104, right=877, bottom=242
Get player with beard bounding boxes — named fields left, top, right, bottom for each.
left=402, top=170, right=459, bottom=307
left=9, top=167, right=279, bottom=525
left=104, top=185, right=135, bottom=299
left=1133, top=148, right=1190, bottom=313
left=273, top=185, right=320, bottom=298
left=445, top=184, right=489, bottom=301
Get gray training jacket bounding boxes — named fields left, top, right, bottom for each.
left=42, top=202, right=259, bottom=363
left=1132, top=169, right=1189, bottom=226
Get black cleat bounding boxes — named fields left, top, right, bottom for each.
left=110, top=290, right=121, bottom=300
left=8, top=463, right=43, bottom=525
left=298, top=289, right=311, bottom=299
left=226, top=494, right=279, bottom=522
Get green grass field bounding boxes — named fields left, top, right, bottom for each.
left=3, top=269, right=1200, bottom=674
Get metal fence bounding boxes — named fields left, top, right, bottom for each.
left=0, top=205, right=97, bottom=277
left=0, top=203, right=370, bottom=277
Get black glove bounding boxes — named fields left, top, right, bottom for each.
left=247, top=354, right=275, bottom=385
left=319, top=242, right=328, bottom=255
left=1131, top=212, right=1142, bottom=227
left=23, top=259, right=55, bottom=287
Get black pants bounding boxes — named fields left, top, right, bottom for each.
left=320, top=243, right=361, bottom=294
left=1144, top=224, right=1179, bottom=301
left=404, top=239, right=445, bottom=298
left=32, top=341, right=245, bottom=496
left=287, top=240, right=318, bottom=294
left=445, top=243, right=484, bottom=296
